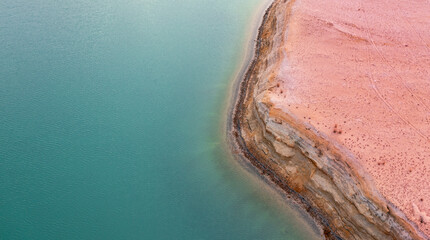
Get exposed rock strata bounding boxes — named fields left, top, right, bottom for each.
left=230, top=0, right=429, bottom=239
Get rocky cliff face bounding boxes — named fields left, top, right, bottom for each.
left=231, top=0, right=427, bottom=239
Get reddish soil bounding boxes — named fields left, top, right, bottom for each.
left=268, top=0, right=430, bottom=234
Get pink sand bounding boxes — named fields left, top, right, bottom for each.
left=268, top=0, right=430, bottom=234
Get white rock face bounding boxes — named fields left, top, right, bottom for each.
left=272, top=140, right=295, bottom=157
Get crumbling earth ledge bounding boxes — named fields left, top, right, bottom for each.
left=229, top=0, right=428, bottom=239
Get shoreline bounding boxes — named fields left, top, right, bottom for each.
left=225, top=0, right=334, bottom=238
left=223, top=0, right=273, bottom=133
left=216, top=0, right=325, bottom=237
left=227, top=0, right=428, bottom=239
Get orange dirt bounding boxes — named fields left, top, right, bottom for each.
left=268, top=0, right=430, bottom=234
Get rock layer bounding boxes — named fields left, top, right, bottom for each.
left=231, top=0, right=430, bottom=239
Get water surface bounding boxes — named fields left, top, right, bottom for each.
left=0, top=0, right=320, bottom=239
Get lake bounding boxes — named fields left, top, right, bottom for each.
left=0, top=0, right=319, bottom=239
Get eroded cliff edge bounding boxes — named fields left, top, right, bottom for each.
left=230, top=0, right=428, bottom=239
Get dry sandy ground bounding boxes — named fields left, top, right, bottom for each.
left=267, top=0, right=430, bottom=235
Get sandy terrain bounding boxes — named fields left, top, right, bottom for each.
left=265, top=0, right=430, bottom=235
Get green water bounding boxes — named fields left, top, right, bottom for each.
left=0, top=0, right=320, bottom=239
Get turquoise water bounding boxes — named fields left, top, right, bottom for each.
left=0, top=0, right=320, bottom=239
